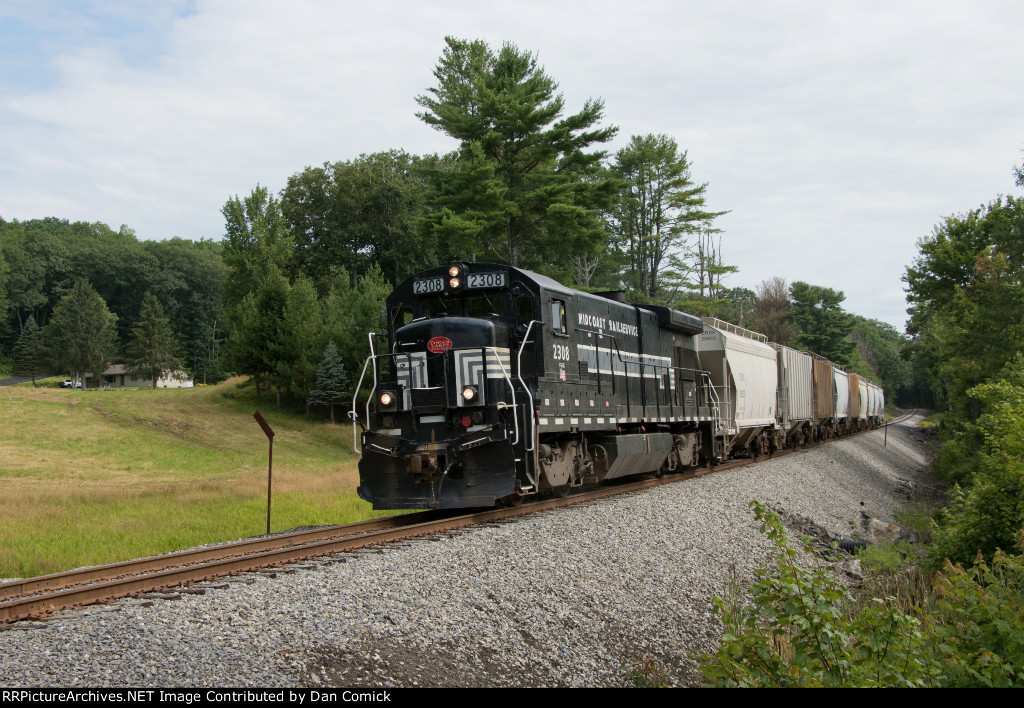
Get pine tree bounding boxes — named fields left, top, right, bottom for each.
left=46, top=280, right=119, bottom=385
left=416, top=37, right=618, bottom=272
left=126, top=292, right=183, bottom=388
left=12, top=314, right=45, bottom=385
left=277, top=277, right=324, bottom=412
left=788, top=282, right=857, bottom=366
left=610, top=134, right=726, bottom=300
left=308, top=341, right=349, bottom=423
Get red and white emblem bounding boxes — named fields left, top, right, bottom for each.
left=559, top=363, right=567, bottom=382
left=427, top=336, right=453, bottom=353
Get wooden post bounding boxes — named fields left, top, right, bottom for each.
left=253, top=411, right=275, bottom=535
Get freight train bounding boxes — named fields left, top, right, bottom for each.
left=351, top=263, right=885, bottom=510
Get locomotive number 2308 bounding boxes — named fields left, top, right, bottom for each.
left=552, top=343, right=571, bottom=361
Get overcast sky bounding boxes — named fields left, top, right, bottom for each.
left=2, top=1, right=1022, bottom=330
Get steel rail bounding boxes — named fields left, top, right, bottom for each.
left=0, top=510, right=450, bottom=604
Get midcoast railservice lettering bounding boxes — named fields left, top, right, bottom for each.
left=577, top=313, right=638, bottom=337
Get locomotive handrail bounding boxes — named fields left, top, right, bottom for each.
left=702, top=372, right=722, bottom=435
left=479, top=345, right=519, bottom=448
left=516, top=320, right=540, bottom=456
left=351, top=332, right=379, bottom=454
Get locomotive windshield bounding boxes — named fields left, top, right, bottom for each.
left=420, top=291, right=506, bottom=319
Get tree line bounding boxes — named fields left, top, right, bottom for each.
left=0, top=37, right=911, bottom=408
left=902, top=158, right=1024, bottom=568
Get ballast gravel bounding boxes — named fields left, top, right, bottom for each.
left=0, top=415, right=934, bottom=688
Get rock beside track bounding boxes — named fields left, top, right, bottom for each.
left=0, top=414, right=935, bottom=688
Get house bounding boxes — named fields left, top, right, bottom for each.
left=82, top=364, right=193, bottom=389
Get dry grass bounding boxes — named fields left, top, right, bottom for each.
left=0, top=378, right=389, bottom=578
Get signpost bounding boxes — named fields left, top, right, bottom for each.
left=253, top=411, right=275, bottom=535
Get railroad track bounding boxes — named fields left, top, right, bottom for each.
left=0, top=411, right=918, bottom=625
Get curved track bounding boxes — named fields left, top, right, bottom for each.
left=0, top=411, right=917, bottom=625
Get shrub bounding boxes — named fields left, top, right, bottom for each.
left=703, top=501, right=1024, bottom=687
left=703, top=501, right=930, bottom=687
left=927, top=355, right=1024, bottom=568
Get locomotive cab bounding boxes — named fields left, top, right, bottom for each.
left=355, top=264, right=534, bottom=509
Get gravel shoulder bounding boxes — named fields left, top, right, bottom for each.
left=0, top=414, right=937, bottom=688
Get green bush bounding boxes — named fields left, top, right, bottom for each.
left=928, top=355, right=1024, bottom=568
left=702, top=501, right=1024, bottom=687
left=930, top=548, right=1024, bottom=687
left=704, top=501, right=930, bottom=687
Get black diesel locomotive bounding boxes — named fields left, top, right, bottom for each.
left=353, top=263, right=720, bottom=509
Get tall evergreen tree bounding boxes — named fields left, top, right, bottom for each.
left=416, top=37, right=618, bottom=273
left=277, top=277, right=324, bottom=411
left=12, top=314, right=45, bottom=384
left=223, top=272, right=291, bottom=402
left=46, top=280, right=119, bottom=385
left=308, top=341, right=349, bottom=423
left=0, top=245, right=8, bottom=326
left=321, top=265, right=391, bottom=378
left=610, top=134, right=726, bottom=300
left=788, top=281, right=856, bottom=366
left=192, top=317, right=224, bottom=385
left=126, top=292, right=184, bottom=388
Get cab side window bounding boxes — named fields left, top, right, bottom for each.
left=551, top=300, right=567, bottom=336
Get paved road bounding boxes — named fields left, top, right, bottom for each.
left=0, top=375, right=56, bottom=386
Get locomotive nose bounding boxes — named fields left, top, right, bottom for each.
left=394, top=316, right=507, bottom=350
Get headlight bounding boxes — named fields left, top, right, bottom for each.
left=448, top=265, right=461, bottom=277
left=449, top=277, right=461, bottom=289
left=379, top=392, right=394, bottom=407
left=461, top=386, right=477, bottom=401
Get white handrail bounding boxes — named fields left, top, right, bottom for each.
left=350, top=333, right=378, bottom=454
left=482, top=346, right=519, bottom=447
left=516, top=320, right=539, bottom=453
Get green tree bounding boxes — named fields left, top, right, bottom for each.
left=848, top=316, right=913, bottom=402
left=0, top=241, right=8, bottom=328
left=223, top=272, right=290, bottom=402
left=192, top=318, right=224, bottom=385
left=221, top=186, right=292, bottom=310
left=282, top=151, right=439, bottom=289
left=322, top=265, right=390, bottom=378
left=308, top=341, right=350, bottom=423
left=125, top=292, right=184, bottom=388
left=416, top=37, right=618, bottom=273
left=610, top=134, right=725, bottom=300
left=46, top=280, right=119, bottom=385
left=788, top=281, right=856, bottom=366
left=12, top=314, right=45, bottom=384
left=276, top=277, right=324, bottom=411
left=141, top=237, right=227, bottom=374
left=903, top=196, right=1024, bottom=414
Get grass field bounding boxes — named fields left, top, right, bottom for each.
left=0, top=378, right=388, bottom=578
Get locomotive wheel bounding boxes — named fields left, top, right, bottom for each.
left=552, top=483, right=571, bottom=498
